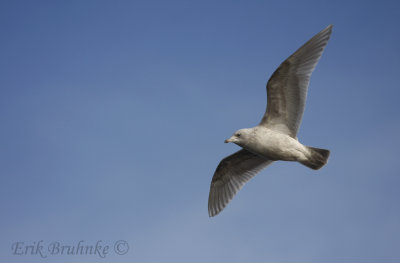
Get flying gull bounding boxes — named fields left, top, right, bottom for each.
left=208, top=25, right=332, bottom=217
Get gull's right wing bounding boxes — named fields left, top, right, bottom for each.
left=208, top=149, right=273, bottom=217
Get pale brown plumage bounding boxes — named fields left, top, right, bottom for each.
left=208, top=25, right=333, bottom=217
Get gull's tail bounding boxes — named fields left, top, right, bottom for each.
left=300, top=146, right=330, bottom=170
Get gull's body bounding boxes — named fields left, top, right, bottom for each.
left=234, top=127, right=309, bottom=162
left=208, top=25, right=333, bottom=217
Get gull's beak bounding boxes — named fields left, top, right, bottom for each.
left=224, top=137, right=233, bottom=143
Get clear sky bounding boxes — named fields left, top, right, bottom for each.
left=1, top=0, right=399, bottom=262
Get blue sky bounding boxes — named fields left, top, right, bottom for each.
left=1, top=0, right=399, bottom=262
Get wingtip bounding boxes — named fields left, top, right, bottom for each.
left=325, top=24, right=333, bottom=33
left=209, top=210, right=221, bottom=217
left=314, top=24, right=333, bottom=42
left=208, top=190, right=225, bottom=217
left=208, top=207, right=218, bottom=217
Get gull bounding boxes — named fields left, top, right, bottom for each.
left=208, top=25, right=332, bottom=217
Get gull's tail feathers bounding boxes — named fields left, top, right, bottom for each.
left=300, top=146, right=330, bottom=170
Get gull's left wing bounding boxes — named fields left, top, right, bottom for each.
left=259, top=25, right=332, bottom=137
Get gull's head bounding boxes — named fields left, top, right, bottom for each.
left=224, top=128, right=251, bottom=146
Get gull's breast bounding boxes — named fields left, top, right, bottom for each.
left=246, top=128, right=306, bottom=161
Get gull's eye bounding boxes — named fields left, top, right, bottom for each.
left=236, top=133, right=241, bottom=137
